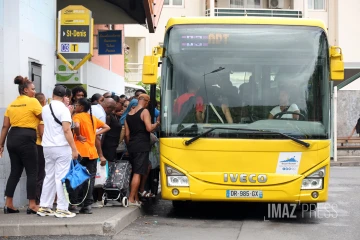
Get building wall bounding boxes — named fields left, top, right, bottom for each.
left=337, top=90, right=360, bottom=137
left=0, top=0, right=57, bottom=207
left=84, top=61, right=125, bottom=97
left=125, top=0, right=204, bottom=56
left=338, top=0, right=360, bottom=63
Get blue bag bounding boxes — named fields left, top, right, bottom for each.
left=62, top=160, right=91, bottom=205
left=62, top=160, right=91, bottom=189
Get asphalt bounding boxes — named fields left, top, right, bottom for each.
left=0, top=205, right=141, bottom=237
left=1, top=157, right=359, bottom=238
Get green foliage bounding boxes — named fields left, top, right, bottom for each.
left=137, top=76, right=161, bottom=101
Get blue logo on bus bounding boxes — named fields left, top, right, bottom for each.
left=61, top=44, right=70, bottom=52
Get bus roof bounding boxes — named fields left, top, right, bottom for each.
left=165, top=17, right=326, bottom=31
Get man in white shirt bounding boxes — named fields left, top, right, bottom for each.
left=268, top=89, right=300, bottom=120
left=37, top=85, right=79, bottom=218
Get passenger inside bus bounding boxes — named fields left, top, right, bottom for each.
left=268, top=88, right=300, bottom=120
left=203, top=78, right=233, bottom=124
left=173, top=81, right=204, bottom=124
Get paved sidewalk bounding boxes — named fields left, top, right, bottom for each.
left=331, top=157, right=360, bottom=166
left=0, top=206, right=141, bottom=237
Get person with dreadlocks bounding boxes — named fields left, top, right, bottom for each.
left=70, top=98, right=110, bottom=214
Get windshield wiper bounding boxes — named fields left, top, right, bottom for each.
left=184, top=127, right=310, bottom=148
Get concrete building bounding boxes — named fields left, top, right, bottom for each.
left=0, top=0, right=164, bottom=207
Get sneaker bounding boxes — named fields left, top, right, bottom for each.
left=79, top=205, right=93, bottom=214
left=68, top=205, right=80, bottom=214
left=55, top=209, right=76, bottom=218
left=91, top=202, right=103, bottom=208
left=37, top=207, right=55, bottom=217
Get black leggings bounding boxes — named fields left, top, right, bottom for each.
left=5, top=127, right=38, bottom=200
left=36, top=145, right=45, bottom=204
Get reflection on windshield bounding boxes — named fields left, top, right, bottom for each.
left=161, top=25, right=330, bottom=139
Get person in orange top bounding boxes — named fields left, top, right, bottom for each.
left=71, top=98, right=110, bottom=214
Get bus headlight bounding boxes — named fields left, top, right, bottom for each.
left=301, top=178, right=323, bottom=190
left=165, top=165, right=189, bottom=187
left=301, top=167, right=326, bottom=190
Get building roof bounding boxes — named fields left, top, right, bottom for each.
left=165, top=17, right=327, bottom=31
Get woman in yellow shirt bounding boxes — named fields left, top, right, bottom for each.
left=70, top=98, right=110, bottom=214
left=0, top=76, right=42, bottom=214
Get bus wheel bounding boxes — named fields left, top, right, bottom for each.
left=172, top=200, right=187, bottom=209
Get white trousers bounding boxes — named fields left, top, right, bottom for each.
left=39, top=146, right=71, bottom=211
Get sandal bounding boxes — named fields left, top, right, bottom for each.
left=139, top=191, right=155, bottom=198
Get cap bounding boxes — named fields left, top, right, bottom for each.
left=53, top=85, right=67, bottom=97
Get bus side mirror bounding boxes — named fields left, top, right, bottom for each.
left=330, top=46, right=344, bottom=80
left=142, top=55, right=159, bottom=84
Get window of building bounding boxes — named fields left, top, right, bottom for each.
left=230, top=0, right=261, bottom=8
left=308, top=0, right=325, bottom=10
left=164, top=0, right=184, bottom=7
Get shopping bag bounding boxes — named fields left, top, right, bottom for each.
left=95, top=159, right=108, bottom=188
left=149, top=142, right=160, bottom=169
left=61, top=159, right=91, bottom=205
left=62, top=159, right=91, bottom=190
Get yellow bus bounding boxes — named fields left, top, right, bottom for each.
left=142, top=17, right=344, bottom=209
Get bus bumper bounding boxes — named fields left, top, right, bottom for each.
left=161, top=161, right=329, bottom=204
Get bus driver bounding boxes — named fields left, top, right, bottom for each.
left=268, top=88, right=300, bottom=120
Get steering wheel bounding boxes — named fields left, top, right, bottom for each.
left=249, top=114, right=259, bottom=123
left=273, top=111, right=305, bottom=120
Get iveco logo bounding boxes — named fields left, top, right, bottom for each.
left=224, top=174, right=267, bottom=183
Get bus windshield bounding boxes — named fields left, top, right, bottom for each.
left=160, top=25, right=330, bottom=140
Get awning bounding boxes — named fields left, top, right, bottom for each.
left=57, top=0, right=164, bottom=33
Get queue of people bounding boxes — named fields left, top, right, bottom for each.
left=0, top=76, right=159, bottom=217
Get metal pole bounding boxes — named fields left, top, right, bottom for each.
left=150, top=84, right=156, bottom=123
left=210, top=0, right=215, bottom=17
left=303, top=0, right=308, bottom=18
left=334, top=86, right=337, bottom=162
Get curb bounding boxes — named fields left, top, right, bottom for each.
left=0, top=207, right=141, bottom=237
left=103, top=207, right=142, bottom=235
left=331, top=161, right=360, bottom=167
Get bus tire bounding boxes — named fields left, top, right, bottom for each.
left=172, top=200, right=187, bottom=209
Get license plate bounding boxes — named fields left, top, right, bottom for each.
left=226, top=190, right=263, bottom=198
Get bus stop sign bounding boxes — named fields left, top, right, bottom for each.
left=57, top=5, right=93, bottom=70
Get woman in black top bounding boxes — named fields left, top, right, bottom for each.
left=102, top=113, right=122, bottom=162
left=125, top=94, right=160, bottom=206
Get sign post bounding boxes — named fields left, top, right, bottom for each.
left=57, top=5, right=93, bottom=70
left=98, top=30, right=122, bottom=55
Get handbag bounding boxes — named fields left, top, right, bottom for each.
left=61, top=159, right=91, bottom=205
left=116, top=140, right=126, bottom=153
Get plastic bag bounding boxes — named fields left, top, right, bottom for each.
left=94, top=159, right=108, bottom=188
left=149, top=142, right=160, bottom=169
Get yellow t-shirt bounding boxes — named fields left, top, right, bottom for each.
left=5, top=95, right=42, bottom=130
left=36, top=121, right=44, bottom=145
left=73, top=112, right=104, bottom=159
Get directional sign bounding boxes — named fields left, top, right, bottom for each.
left=57, top=5, right=93, bottom=71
